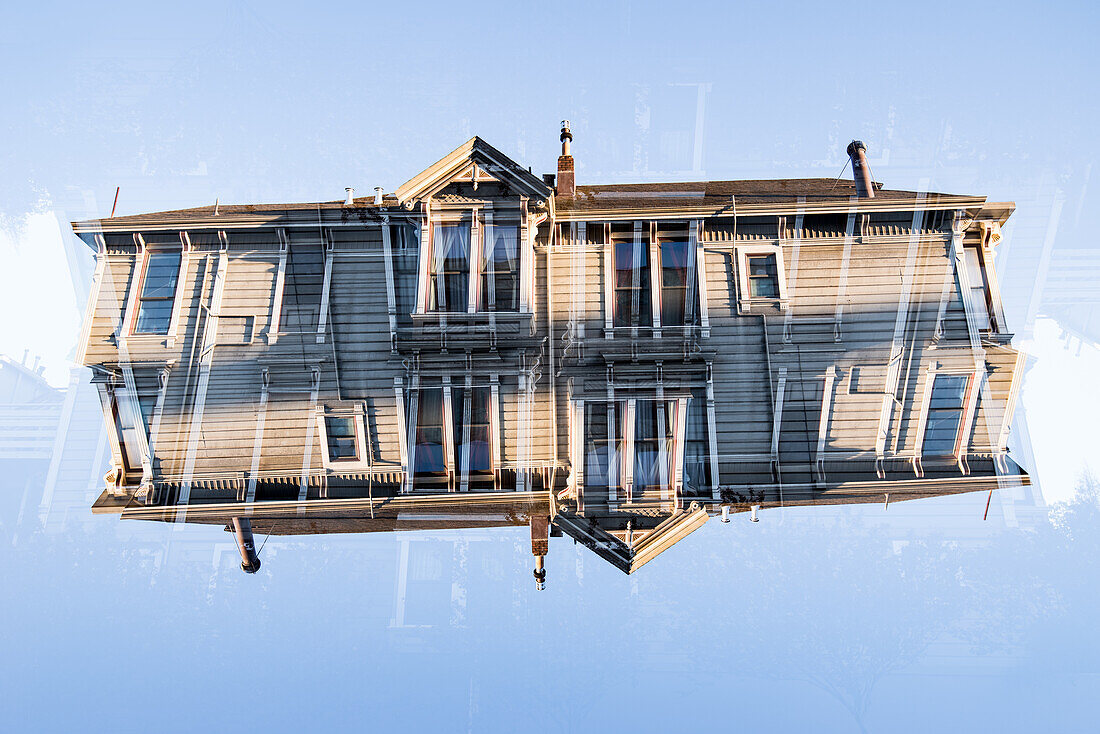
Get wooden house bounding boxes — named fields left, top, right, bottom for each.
left=74, top=125, right=1029, bottom=581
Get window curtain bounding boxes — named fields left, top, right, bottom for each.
left=430, top=224, right=469, bottom=311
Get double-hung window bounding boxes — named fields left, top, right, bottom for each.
left=612, top=232, right=652, bottom=328
left=453, top=381, right=494, bottom=489
left=479, top=222, right=519, bottom=312
left=922, top=374, right=971, bottom=456
left=132, top=250, right=181, bottom=334
left=633, top=400, right=673, bottom=493
left=413, top=385, right=448, bottom=482
left=584, top=402, right=623, bottom=495
left=681, top=392, right=712, bottom=496
left=747, top=254, right=779, bottom=298
left=428, top=222, right=471, bottom=312
left=280, top=243, right=325, bottom=332
left=324, top=417, right=359, bottom=462
left=659, top=235, right=696, bottom=326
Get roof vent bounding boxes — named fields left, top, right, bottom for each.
left=374, top=186, right=384, bottom=206
left=344, top=187, right=355, bottom=206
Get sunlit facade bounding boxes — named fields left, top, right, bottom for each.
left=73, top=125, right=1030, bottom=579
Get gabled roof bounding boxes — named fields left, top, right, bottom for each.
left=553, top=504, right=710, bottom=574
left=394, top=136, right=552, bottom=206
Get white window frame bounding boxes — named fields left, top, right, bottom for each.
left=316, top=403, right=371, bottom=471
left=416, top=204, right=528, bottom=317
left=735, top=243, right=788, bottom=312
left=912, top=365, right=982, bottom=464
left=121, top=234, right=187, bottom=339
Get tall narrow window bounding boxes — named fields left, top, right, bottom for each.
left=113, top=390, right=155, bottom=473
left=133, top=250, right=181, bottom=334
left=280, top=244, right=325, bottom=331
left=454, top=381, right=494, bottom=489
left=391, top=223, right=420, bottom=324
left=613, top=237, right=652, bottom=327
left=682, top=393, right=711, bottom=496
left=429, top=223, right=470, bottom=312
left=480, top=223, right=519, bottom=312
left=413, top=386, right=447, bottom=486
left=923, top=374, right=970, bottom=456
left=633, top=400, right=672, bottom=494
left=584, top=402, right=622, bottom=496
left=660, top=238, right=695, bottom=326
left=963, top=246, right=994, bottom=332
left=324, top=416, right=358, bottom=462
left=746, top=254, right=779, bottom=298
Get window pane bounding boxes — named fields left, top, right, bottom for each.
left=430, top=224, right=470, bottom=312
left=140, top=251, right=181, bottom=298
left=414, top=388, right=446, bottom=475
left=481, top=224, right=519, bottom=311
left=747, top=254, right=779, bottom=298
left=325, top=417, right=358, bottom=460
left=923, top=375, right=970, bottom=455
left=134, top=299, right=174, bottom=334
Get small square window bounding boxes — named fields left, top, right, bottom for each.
left=325, top=416, right=359, bottom=461
left=746, top=254, right=779, bottom=298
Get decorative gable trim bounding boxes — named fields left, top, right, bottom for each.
left=394, top=137, right=551, bottom=207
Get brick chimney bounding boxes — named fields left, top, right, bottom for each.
left=846, top=140, right=876, bottom=199
left=557, top=120, right=575, bottom=197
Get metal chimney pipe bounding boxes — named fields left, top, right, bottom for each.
left=750, top=505, right=760, bottom=523
left=344, top=187, right=355, bottom=206
left=534, top=555, right=546, bottom=591
left=232, top=517, right=261, bottom=573
left=557, top=120, right=575, bottom=197
left=721, top=505, right=730, bottom=523
left=846, top=140, right=875, bottom=198
left=374, top=186, right=384, bottom=206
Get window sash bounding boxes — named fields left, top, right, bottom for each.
left=479, top=223, right=520, bottom=312
left=428, top=223, right=470, bottom=312
left=659, top=239, right=695, bottom=326
left=324, top=416, right=359, bottom=461
left=746, top=254, right=779, bottom=299
left=922, top=374, right=970, bottom=455
left=613, top=241, right=652, bottom=327
left=133, top=250, right=181, bottom=334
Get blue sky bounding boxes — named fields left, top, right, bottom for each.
left=2, top=1, right=1099, bottom=731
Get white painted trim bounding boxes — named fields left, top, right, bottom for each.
left=246, top=369, right=269, bottom=503
left=316, top=234, right=334, bottom=343
left=603, top=238, right=614, bottom=336
left=706, top=367, right=720, bottom=500
left=441, top=375, right=456, bottom=489
left=381, top=220, right=398, bottom=350
left=316, top=402, right=371, bottom=472
left=622, top=398, right=636, bottom=501
left=771, top=367, right=787, bottom=458
left=490, top=374, right=502, bottom=489
left=734, top=242, right=789, bottom=312
left=118, top=235, right=146, bottom=338
left=394, top=376, right=409, bottom=491
left=648, top=222, right=662, bottom=337
left=267, top=229, right=289, bottom=344
left=166, top=231, right=191, bottom=347
left=815, top=368, right=836, bottom=480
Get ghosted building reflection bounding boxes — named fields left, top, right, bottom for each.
left=73, top=125, right=1029, bottom=582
